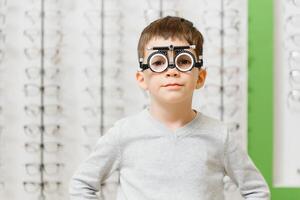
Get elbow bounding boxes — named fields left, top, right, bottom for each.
left=69, top=176, right=83, bottom=198
left=265, top=185, right=271, bottom=200
left=69, top=176, right=99, bottom=200
left=241, top=181, right=271, bottom=200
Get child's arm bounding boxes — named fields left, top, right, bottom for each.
left=69, top=124, right=121, bottom=200
left=223, top=130, right=271, bottom=200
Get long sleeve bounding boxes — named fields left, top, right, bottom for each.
left=69, top=124, right=121, bottom=200
left=223, top=129, right=271, bottom=200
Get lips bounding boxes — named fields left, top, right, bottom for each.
left=163, top=83, right=183, bottom=87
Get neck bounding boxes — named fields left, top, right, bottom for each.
left=148, top=97, right=196, bottom=131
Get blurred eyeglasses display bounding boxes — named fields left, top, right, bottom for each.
left=273, top=0, right=300, bottom=187
left=0, top=0, right=249, bottom=199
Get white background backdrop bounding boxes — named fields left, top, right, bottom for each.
left=274, top=0, right=300, bottom=187
left=0, top=0, right=248, bottom=199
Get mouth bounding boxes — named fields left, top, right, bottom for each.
left=163, top=83, right=184, bottom=87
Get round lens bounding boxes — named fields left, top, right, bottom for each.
left=149, top=53, right=168, bottom=72
left=175, top=52, right=194, bottom=71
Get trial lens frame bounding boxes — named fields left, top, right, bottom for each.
left=139, top=45, right=203, bottom=72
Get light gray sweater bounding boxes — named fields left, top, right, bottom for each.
left=69, top=108, right=270, bottom=200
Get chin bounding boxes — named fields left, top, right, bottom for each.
left=160, top=95, right=189, bottom=104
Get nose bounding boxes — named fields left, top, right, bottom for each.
left=165, top=67, right=180, bottom=77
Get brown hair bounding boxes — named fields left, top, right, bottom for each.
left=137, top=16, right=204, bottom=60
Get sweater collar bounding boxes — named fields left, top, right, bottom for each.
left=142, top=107, right=201, bottom=137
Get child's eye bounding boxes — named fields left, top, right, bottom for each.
left=178, top=59, right=191, bottom=65
left=152, top=60, right=164, bottom=66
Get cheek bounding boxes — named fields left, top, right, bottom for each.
left=145, top=74, right=161, bottom=90
left=143, top=72, right=153, bottom=84
left=149, top=79, right=161, bottom=90
left=186, top=76, right=200, bottom=90
left=186, top=72, right=199, bottom=86
left=188, top=80, right=198, bottom=90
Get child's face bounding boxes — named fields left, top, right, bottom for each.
left=136, top=37, right=206, bottom=105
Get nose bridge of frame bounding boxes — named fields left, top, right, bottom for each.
left=161, top=49, right=179, bottom=65
left=168, top=49, right=174, bottom=65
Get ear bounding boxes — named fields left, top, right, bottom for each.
left=195, top=69, right=207, bottom=89
left=135, top=71, right=148, bottom=90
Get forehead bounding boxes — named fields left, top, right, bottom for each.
left=144, top=37, right=193, bottom=57
left=146, top=36, right=189, bottom=48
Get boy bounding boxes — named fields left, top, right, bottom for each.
left=69, top=16, right=270, bottom=200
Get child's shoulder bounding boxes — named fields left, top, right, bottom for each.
left=111, top=109, right=149, bottom=132
left=195, top=111, right=228, bottom=138
left=197, top=112, right=227, bottom=130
